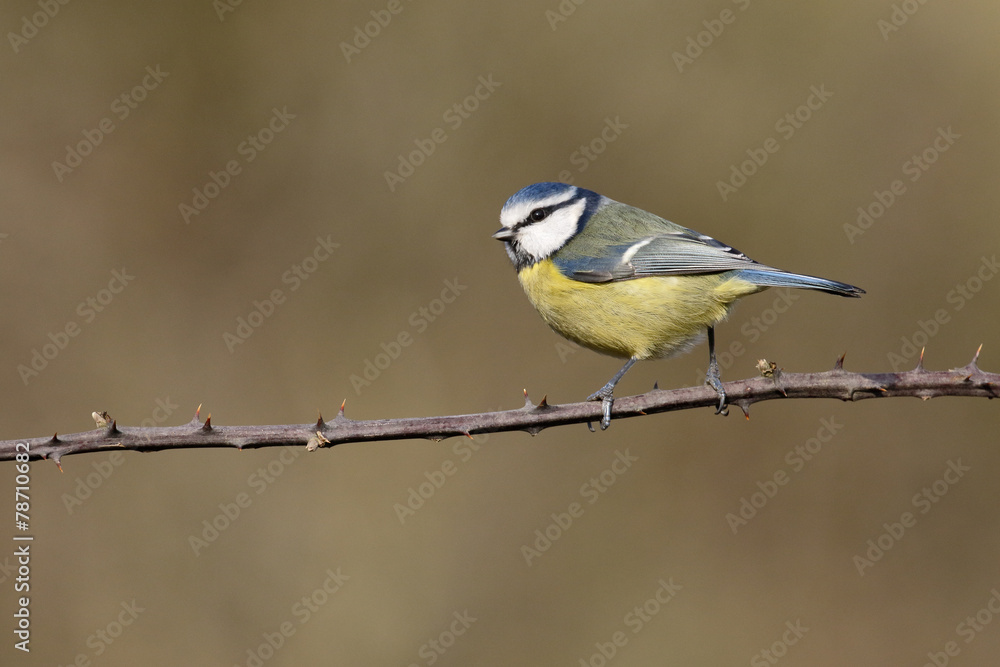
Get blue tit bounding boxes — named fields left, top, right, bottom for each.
left=493, top=182, right=864, bottom=429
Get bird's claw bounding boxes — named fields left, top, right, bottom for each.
left=705, top=366, right=729, bottom=416
left=586, top=385, right=615, bottom=430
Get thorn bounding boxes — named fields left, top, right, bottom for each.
left=52, top=454, right=63, bottom=473
left=522, top=389, right=534, bottom=410
left=464, top=432, right=474, bottom=439
left=915, top=347, right=926, bottom=372
left=653, top=381, right=659, bottom=390
left=50, top=432, right=60, bottom=444
left=524, top=426, right=542, bottom=437
left=315, top=413, right=326, bottom=430
left=196, top=404, right=203, bottom=420
left=106, top=420, right=120, bottom=436
left=970, top=343, right=983, bottom=371
left=834, top=353, right=846, bottom=371
left=845, top=381, right=886, bottom=401
left=537, top=395, right=549, bottom=409
left=333, top=399, right=352, bottom=424
left=201, top=415, right=213, bottom=432
left=737, top=401, right=750, bottom=420
left=959, top=344, right=988, bottom=384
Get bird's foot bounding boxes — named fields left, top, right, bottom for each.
left=705, top=365, right=729, bottom=416
left=586, top=384, right=615, bottom=431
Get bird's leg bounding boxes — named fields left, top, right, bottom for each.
left=705, top=326, right=729, bottom=416
left=587, top=357, right=637, bottom=430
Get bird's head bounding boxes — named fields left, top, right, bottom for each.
left=493, top=182, right=602, bottom=270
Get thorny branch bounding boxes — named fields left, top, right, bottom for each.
left=1, top=349, right=996, bottom=467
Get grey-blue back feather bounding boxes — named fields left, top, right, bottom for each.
left=555, top=199, right=776, bottom=282
left=552, top=198, right=864, bottom=296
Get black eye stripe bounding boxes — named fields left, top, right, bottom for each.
left=515, top=197, right=578, bottom=229
left=512, top=208, right=550, bottom=231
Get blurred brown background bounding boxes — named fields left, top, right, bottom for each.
left=2, top=1, right=999, bottom=665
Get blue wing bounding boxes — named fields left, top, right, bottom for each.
left=555, top=231, right=766, bottom=282
left=553, top=202, right=864, bottom=297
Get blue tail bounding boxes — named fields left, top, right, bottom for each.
left=735, top=269, right=864, bottom=298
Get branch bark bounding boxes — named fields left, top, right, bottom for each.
left=2, top=351, right=996, bottom=466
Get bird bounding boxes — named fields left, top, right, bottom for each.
left=493, top=182, right=864, bottom=430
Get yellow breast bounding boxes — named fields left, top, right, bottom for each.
left=517, top=259, right=762, bottom=360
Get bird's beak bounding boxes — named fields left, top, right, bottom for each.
left=492, top=227, right=514, bottom=241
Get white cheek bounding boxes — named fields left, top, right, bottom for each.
left=518, top=200, right=584, bottom=260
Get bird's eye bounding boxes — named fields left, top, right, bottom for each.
left=529, top=208, right=548, bottom=222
